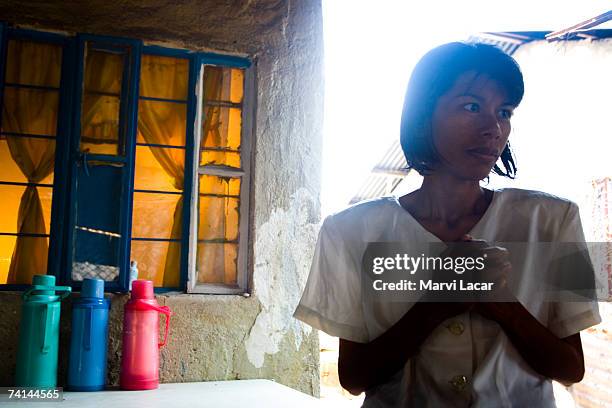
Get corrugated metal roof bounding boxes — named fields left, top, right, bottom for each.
left=466, top=32, right=536, bottom=55
left=349, top=139, right=408, bottom=204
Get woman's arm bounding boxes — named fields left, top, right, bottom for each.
left=338, top=301, right=472, bottom=395
left=476, top=301, right=585, bottom=385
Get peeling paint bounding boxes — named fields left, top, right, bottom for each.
left=246, top=188, right=319, bottom=368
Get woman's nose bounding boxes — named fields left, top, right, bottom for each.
left=480, top=114, right=502, bottom=139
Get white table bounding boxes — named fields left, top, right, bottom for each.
left=2, top=380, right=325, bottom=408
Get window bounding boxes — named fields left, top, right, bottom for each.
left=0, top=26, right=253, bottom=294
left=131, top=52, right=189, bottom=289
left=0, top=30, right=69, bottom=287
left=189, top=62, right=253, bottom=294
left=68, top=37, right=139, bottom=291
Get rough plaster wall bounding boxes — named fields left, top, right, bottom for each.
left=246, top=187, right=318, bottom=368
left=0, top=0, right=324, bottom=396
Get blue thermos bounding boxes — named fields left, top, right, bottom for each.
left=67, top=278, right=110, bottom=391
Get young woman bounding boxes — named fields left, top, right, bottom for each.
left=294, top=42, right=601, bottom=407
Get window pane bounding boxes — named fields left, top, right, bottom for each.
left=130, top=240, right=180, bottom=287
left=2, top=87, right=59, bottom=136
left=1, top=236, right=49, bottom=284
left=72, top=163, right=122, bottom=282
left=0, top=138, right=55, bottom=184
left=201, top=106, right=241, bottom=150
left=134, top=146, right=185, bottom=192
left=0, top=139, right=26, bottom=183
left=83, top=45, right=123, bottom=94
left=40, top=172, right=53, bottom=185
left=72, top=228, right=120, bottom=282
left=140, top=54, right=189, bottom=100
left=81, top=94, right=120, bottom=153
left=81, top=45, right=125, bottom=155
left=132, top=192, right=181, bottom=239
left=79, top=142, right=119, bottom=156
left=137, top=100, right=187, bottom=147
left=0, top=184, right=52, bottom=234
left=0, top=235, right=17, bottom=284
left=198, top=196, right=239, bottom=241
left=229, top=69, right=244, bottom=104
left=203, top=66, right=244, bottom=104
left=196, top=242, right=237, bottom=285
left=200, top=150, right=241, bottom=168
left=5, top=40, right=62, bottom=88
left=0, top=184, right=25, bottom=233
left=4, top=138, right=56, bottom=182
left=75, top=164, right=122, bottom=233
left=38, top=186, right=53, bottom=234
left=199, top=175, right=240, bottom=196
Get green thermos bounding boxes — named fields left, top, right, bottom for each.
left=15, top=275, right=71, bottom=387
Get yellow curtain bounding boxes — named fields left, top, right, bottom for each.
left=202, top=69, right=224, bottom=146
left=138, top=57, right=189, bottom=287
left=2, top=41, right=60, bottom=284
left=198, top=68, right=232, bottom=284
left=138, top=63, right=234, bottom=286
left=81, top=49, right=123, bottom=146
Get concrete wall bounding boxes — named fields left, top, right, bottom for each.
left=0, top=0, right=324, bottom=395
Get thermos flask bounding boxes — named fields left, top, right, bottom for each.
left=67, top=278, right=110, bottom=391
left=15, top=275, right=71, bottom=387
left=120, top=280, right=172, bottom=390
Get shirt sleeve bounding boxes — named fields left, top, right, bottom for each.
left=547, top=201, right=602, bottom=338
left=293, top=215, right=369, bottom=343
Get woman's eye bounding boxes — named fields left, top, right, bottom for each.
left=463, top=103, right=480, bottom=113
left=498, top=109, right=514, bottom=119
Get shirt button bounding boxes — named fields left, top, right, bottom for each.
left=449, top=375, right=468, bottom=392
left=447, top=321, right=465, bottom=335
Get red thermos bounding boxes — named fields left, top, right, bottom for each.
left=120, top=280, right=172, bottom=390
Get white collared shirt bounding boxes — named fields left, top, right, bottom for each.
left=294, top=188, right=601, bottom=407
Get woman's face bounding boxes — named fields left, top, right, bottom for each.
left=430, top=71, right=515, bottom=181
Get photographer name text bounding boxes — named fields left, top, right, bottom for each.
left=373, top=279, right=495, bottom=291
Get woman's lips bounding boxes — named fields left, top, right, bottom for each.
left=467, top=149, right=498, bottom=162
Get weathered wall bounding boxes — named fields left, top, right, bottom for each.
left=0, top=0, right=324, bottom=396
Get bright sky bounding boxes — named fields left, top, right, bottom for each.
left=321, top=0, right=610, bottom=217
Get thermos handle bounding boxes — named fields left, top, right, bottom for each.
left=23, top=284, right=72, bottom=301
left=57, top=286, right=72, bottom=299
left=158, top=306, right=171, bottom=348
left=144, top=304, right=172, bottom=348
left=83, top=307, right=93, bottom=351
left=41, top=304, right=54, bottom=354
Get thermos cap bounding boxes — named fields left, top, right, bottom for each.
left=33, top=274, right=55, bottom=286
left=81, top=278, right=105, bottom=298
left=32, top=274, right=56, bottom=295
left=131, top=279, right=154, bottom=299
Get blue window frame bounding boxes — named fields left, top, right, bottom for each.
left=0, top=24, right=252, bottom=294
left=64, top=34, right=141, bottom=292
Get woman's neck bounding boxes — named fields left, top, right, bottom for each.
left=410, top=175, right=491, bottom=224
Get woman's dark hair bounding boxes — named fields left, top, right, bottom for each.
left=400, top=41, right=524, bottom=178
